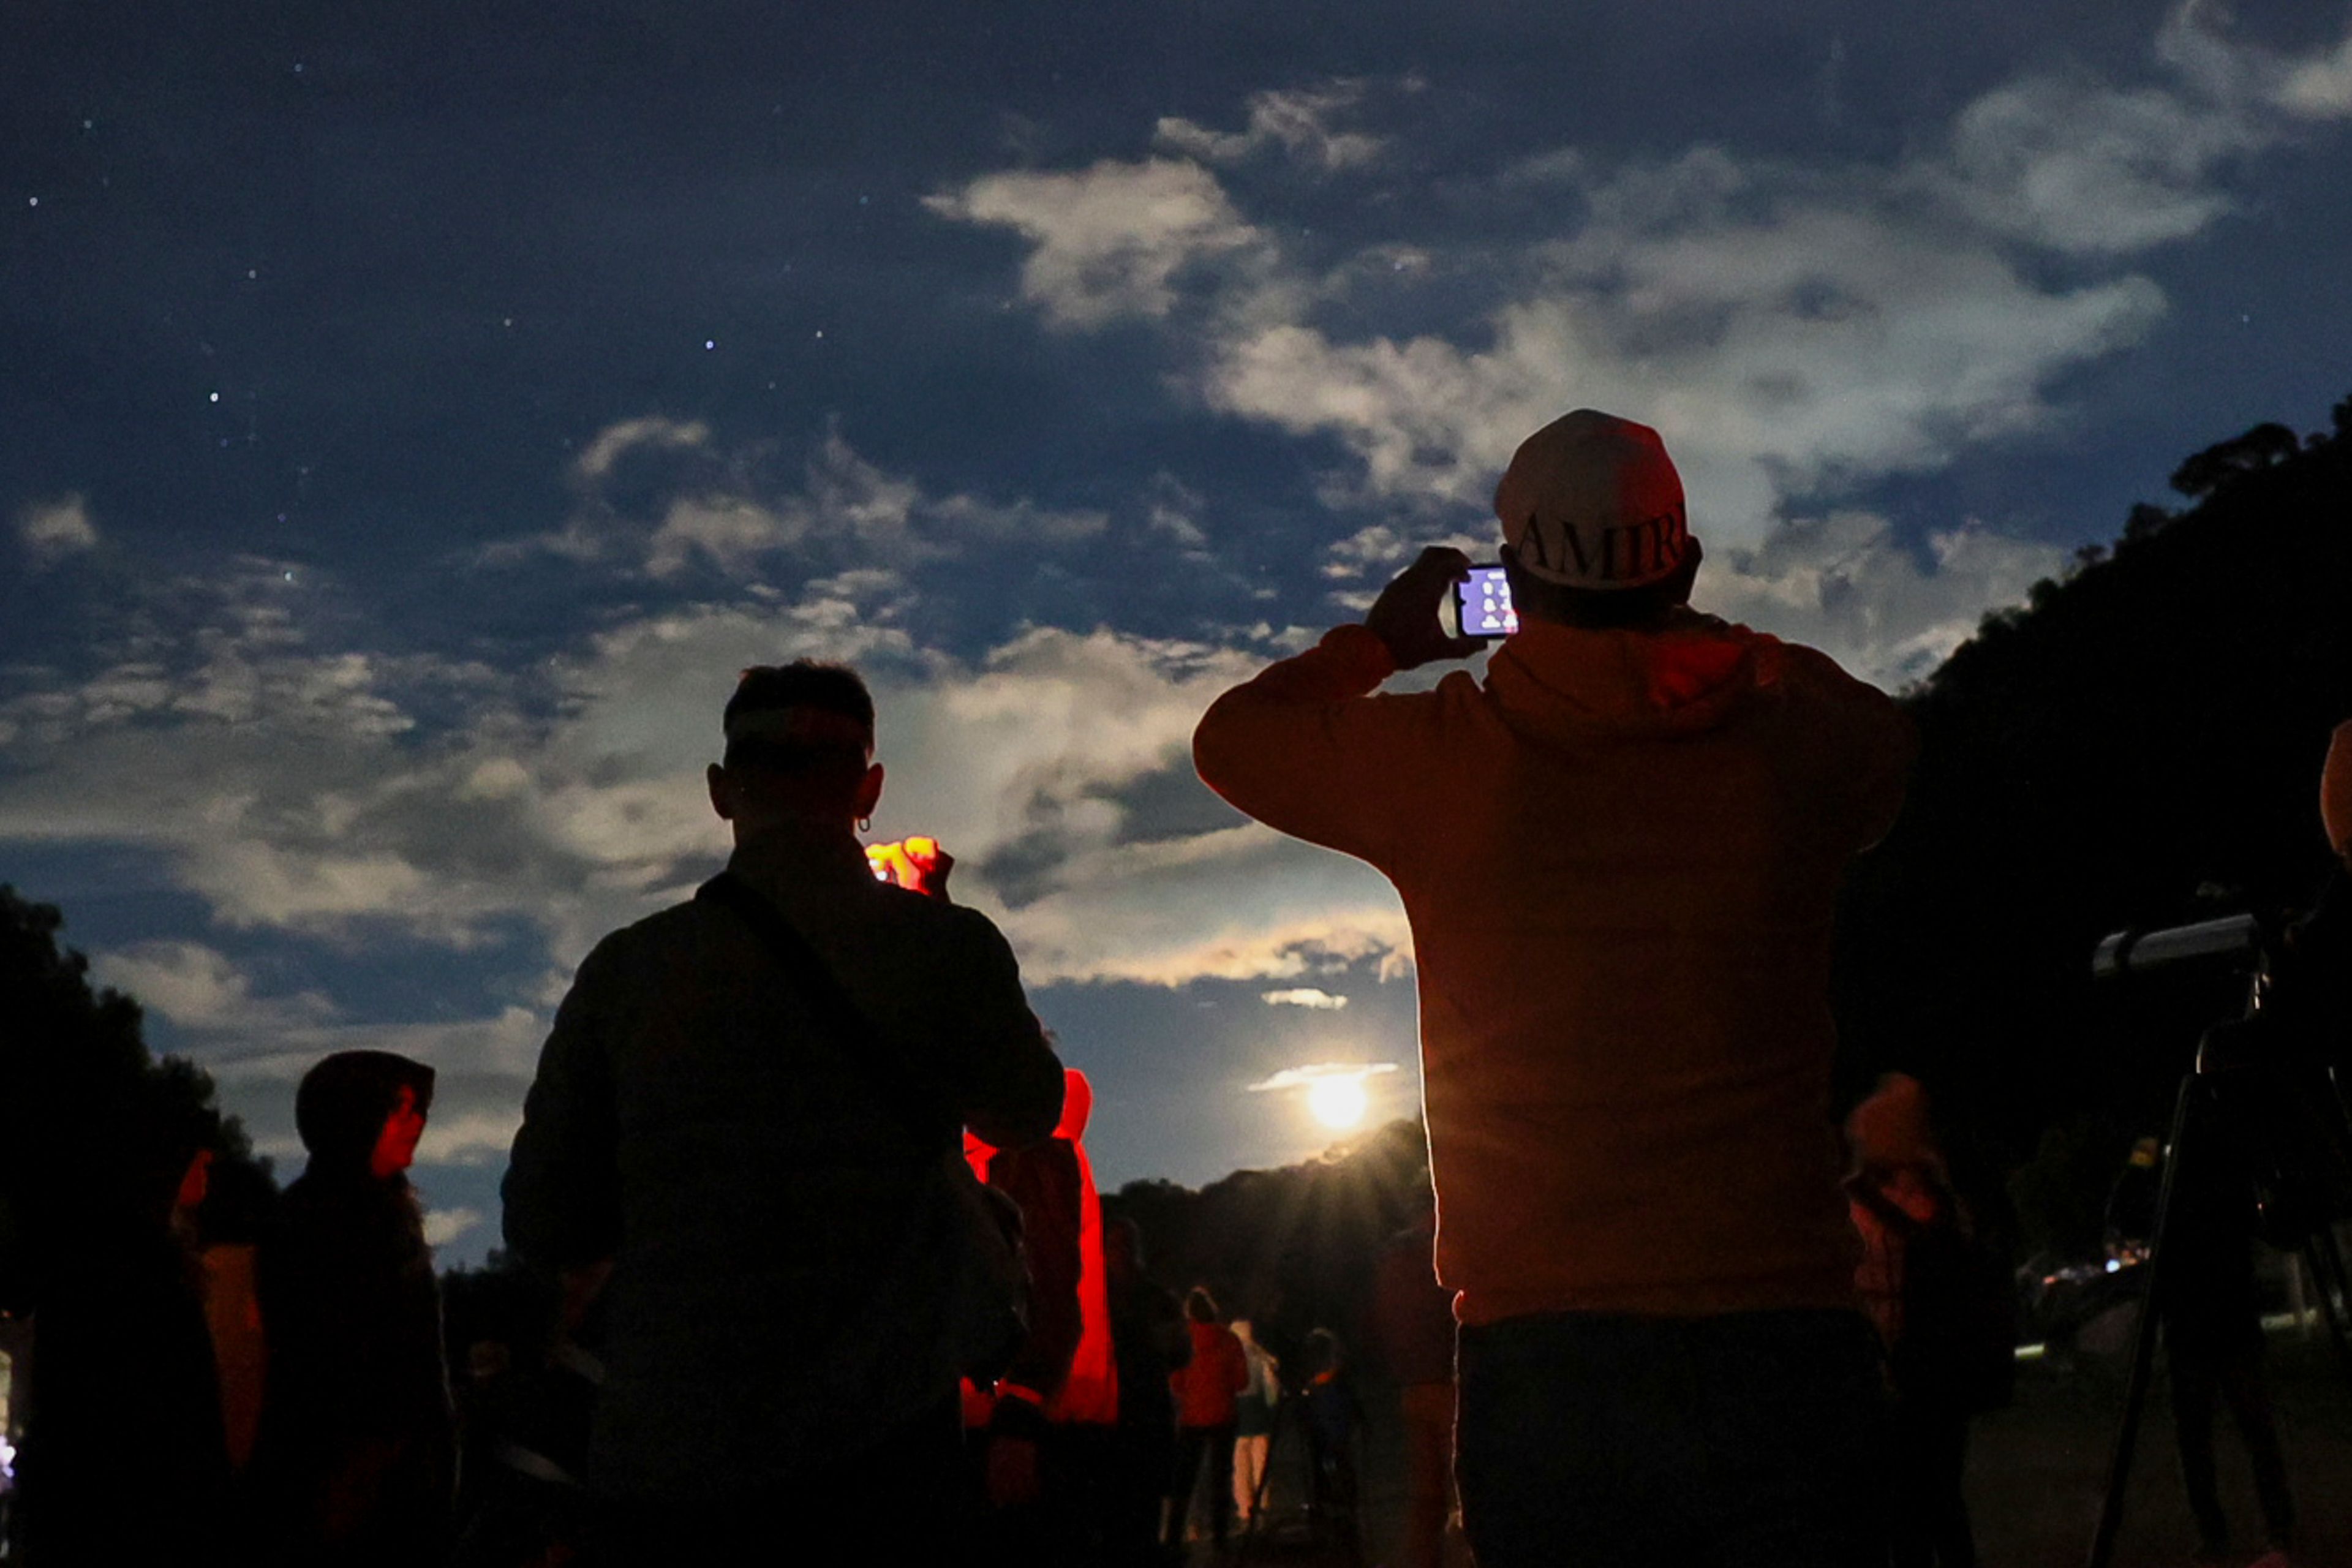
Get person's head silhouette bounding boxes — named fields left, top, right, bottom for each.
left=295, top=1049, right=435, bottom=1184
left=707, top=660, right=883, bottom=843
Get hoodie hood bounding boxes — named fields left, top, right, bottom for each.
left=1483, top=607, right=1782, bottom=744
left=295, top=1050, right=434, bottom=1175
left=1055, top=1069, right=1093, bottom=1142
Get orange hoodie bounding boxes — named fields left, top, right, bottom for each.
left=1194, top=611, right=1913, bottom=1324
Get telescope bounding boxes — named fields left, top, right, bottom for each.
left=2084, top=892, right=2352, bottom=1568
left=2090, top=913, right=2263, bottom=980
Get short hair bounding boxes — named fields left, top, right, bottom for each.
left=721, top=662, right=875, bottom=777
left=1185, top=1286, right=1220, bottom=1324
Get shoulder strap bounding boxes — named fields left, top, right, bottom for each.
left=695, top=872, right=956, bottom=1148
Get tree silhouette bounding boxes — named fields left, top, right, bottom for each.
left=1104, top=1118, right=1433, bottom=1371
left=1833, top=393, right=2352, bottom=1244
left=2168, top=421, right=2302, bottom=500
left=0, top=885, right=274, bottom=1312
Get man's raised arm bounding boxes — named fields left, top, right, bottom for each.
left=1193, top=546, right=1478, bottom=859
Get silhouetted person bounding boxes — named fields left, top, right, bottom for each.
left=1846, top=1074, right=1996, bottom=1568
left=1229, top=1317, right=1279, bottom=1532
left=502, top=660, right=1063, bottom=1564
left=1371, top=1215, right=1457, bottom=1568
left=249, top=1049, right=451, bottom=1568
left=964, top=1066, right=1120, bottom=1566
left=2144, top=1117, right=2296, bottom=1563
left=448, top=1267, right=603, bottom=1568
left=1164, top=1286, right=1248, bottom=1551
left=1102, top=1216, right=1186, bottom=1566
left=1301, top=1328, right=1365, bottom=1559
left=1195, top=410, right=1913, bottom=1567
left=15, top=1083, right=233, bottom=1566
left=2105, top=1136, right=2163, bottom=1254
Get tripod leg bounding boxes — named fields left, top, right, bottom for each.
left=2087, top=1074, right=2206, bottom=1568
left=2301, top=1225, right=2352, bottom=1378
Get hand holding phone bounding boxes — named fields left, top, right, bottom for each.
left=868, top=835, right=955, bottom=900
left=1365, top=546, right=1490, bottom=668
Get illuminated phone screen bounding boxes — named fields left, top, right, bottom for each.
left=1452, top=564, right=1518, bottom=638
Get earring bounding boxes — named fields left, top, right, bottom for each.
left=858, top=816, right=872, bottom=834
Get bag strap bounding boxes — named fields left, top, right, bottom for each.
left=695, top=871, right=956, bottom=1150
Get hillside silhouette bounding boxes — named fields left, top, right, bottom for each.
left=1833, top=394, right=2352, bottom=1248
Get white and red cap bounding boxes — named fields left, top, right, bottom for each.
left=1493, top=409, right=1692, bottom=590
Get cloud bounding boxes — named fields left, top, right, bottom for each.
left=937, top=127, right=2174, bottom=543
left=1262, top=987, right=1349, bottom=1009
left=1155, top=80, right=1394, bottom=172
left=1191, top=154, right=2168, bottom=537
left=1247, top=1061, right=1400, bottom=1092
left=0, top=541, right=1414, bottom=997
left=923, top=158, right=1267, bottom=329
left=872, top=626, right=1420, bottom=984
left=492, top=421, right=1106, bottom=578
left=990, top=827, right=1414, bottom=987
left=645, top=494, right=792, bottom=579
left=1319, top=522, right=1492, bottom=584
left=573, top=416, right=709, bottom=482
left=1932, top=76, right=2261, bottom=255
left=415, top=1106, right=531, bottom=1167
left=1142, top=472, right=1210, bottom=549
left=932, top=7, right=2352, bottom=558
left=422, top=1207, right=484, bottom=1248
left=2277, top=34, right=2352, bottom=116
left=1704, top=511, right=2068, bottom=691
left=90, top=941, right=336, bottom=1033
left=15, top=494, right=99, bottom=564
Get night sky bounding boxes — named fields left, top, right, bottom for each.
left=7, top=1, right=2351, bottom=1264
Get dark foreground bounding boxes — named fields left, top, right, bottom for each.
left=1186, top=1325, right=2352, bottom=1567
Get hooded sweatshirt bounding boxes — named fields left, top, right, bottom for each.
left=965, top=1069, right=1120, bottom=1428
left=251, top=1050, right=453, bottom=1565
left=1194, top=611, right=1912, bottom=1324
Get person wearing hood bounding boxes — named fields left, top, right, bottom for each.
left=963, top=1068, right=1119, bottom=1562
left=1193, top=410, right=1915, bottom=1567
left=249, top=1049, right=453, bottom=1567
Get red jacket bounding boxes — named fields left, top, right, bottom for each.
left=1170, top=1321, right=1249, bottom=1428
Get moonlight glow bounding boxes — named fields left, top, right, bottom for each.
left=1306, top=1074, right=1370, bottom=1130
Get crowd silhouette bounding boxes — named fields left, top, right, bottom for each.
left=2, top=403, right=2350, bottom=1568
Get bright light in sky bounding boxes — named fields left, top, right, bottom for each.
left=1307, top=1074, right=1370, bottom=1129
left=1250, top=1061, right=1400, bottom=1133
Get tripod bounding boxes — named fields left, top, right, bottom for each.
left=1232, top=1383, right=1364, bottom=1568
left=2084, top=915, right=2352, bottom=1568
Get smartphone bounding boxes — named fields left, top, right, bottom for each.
left=1451, top=564, right=1518, bottom=639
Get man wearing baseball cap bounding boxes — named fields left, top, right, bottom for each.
left=1193, top=410, right=1915, bottom=1566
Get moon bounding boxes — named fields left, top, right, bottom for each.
left=1307, top=1074, right=1370, bottom=1130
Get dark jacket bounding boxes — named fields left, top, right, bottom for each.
left=979, top=1132, right=1085, bottom=1409
left=249, top=1051, right=453, bottom=1568
left=18, top=1227, right=233, bottom=1567
left=502, top=827, right=1065, bottom=1498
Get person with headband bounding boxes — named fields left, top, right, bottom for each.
left=505, top=659, right=1063, bottom=1564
